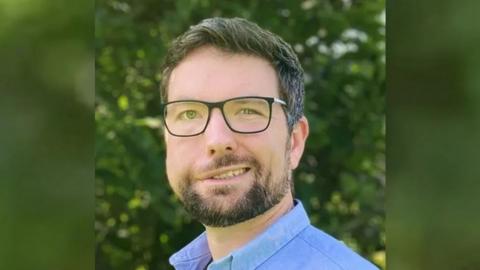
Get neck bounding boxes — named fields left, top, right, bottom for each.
left=205, top=193, right=294, bottom=261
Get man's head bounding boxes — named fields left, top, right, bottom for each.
left=161, top=17, right=304, bottom=130
left=161, top=18, right=309, bottom=227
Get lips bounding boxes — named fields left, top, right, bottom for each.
left=211, top=168, right=248, bottom=180
left=197, top=166, right=251, bottom=181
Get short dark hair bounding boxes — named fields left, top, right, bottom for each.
left=160, top=17, right=304, bottom=130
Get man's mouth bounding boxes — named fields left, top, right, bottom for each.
left=211, top=167, right=249, bottom=180
left=197, top=166, right=251, bottom=182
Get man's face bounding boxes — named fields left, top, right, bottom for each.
left=164, top=47, right=303, bottom=227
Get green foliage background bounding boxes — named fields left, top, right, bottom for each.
left=95, top=1, right=385, bottom=269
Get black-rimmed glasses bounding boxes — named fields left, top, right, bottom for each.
left=161, top=96, right=287, bottom=137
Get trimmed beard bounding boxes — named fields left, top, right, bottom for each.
left=177, top=153, right=291, bottom=227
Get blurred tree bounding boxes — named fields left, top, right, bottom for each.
left=95, top=0, right=385, bottom=269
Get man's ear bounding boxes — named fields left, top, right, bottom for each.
left=159, top=121, right=168, bottom=143
left=289, top=116, right=309, bottom=170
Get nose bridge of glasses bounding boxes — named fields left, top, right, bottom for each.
left=206, top=101, right=230, bottom=130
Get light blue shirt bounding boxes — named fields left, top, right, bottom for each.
left=169, top=200, right=379, bottom=270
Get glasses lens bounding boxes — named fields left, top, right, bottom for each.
left=164, top=102, right=208, bottom=136
left=224, top=98, right=271, bottom=132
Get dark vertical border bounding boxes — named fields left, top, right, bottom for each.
left=387, top=0, right=480, bottom=269
left=0, top=0, right=94, bottom=269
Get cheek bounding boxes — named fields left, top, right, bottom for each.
left=248, top=133, right=288, bottom=171
left=165, top=140, right=196, bottom=186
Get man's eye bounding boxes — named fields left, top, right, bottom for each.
left=238, top=108, right=260, bottom=115
left=179, top=110, right=200, bottom=120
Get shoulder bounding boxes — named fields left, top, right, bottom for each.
left=291, top=225, right=379, bottom=270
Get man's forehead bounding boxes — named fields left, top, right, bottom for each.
left=167, top=47, right=280, bottom=102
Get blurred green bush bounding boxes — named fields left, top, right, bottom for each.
left=95, top=1, right=385, bottom=269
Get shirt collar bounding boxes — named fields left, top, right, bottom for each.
left=168, top=231, right=211, bottom=269
left=169, top=199, right=311, bottom=270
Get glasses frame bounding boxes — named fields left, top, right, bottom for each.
left=160, top=96, right=287, bottom=137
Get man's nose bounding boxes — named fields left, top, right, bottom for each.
left=204, top=108, right=237, bottom=156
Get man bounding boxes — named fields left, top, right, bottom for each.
left=160, top=17, right=378, bottom=270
